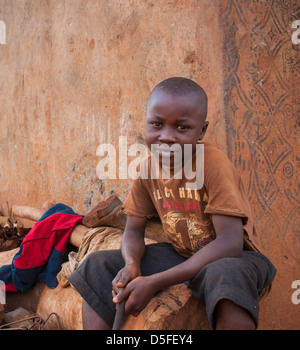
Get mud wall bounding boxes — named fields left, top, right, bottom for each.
left=219, top=0, right=299, bottom=330
left=0, top=0, right=299, bottom=329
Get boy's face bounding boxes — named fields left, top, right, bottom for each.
left=145, top=90, right=208, bottom=167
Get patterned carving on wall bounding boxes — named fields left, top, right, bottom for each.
left=219, top=0, right=299, bottom=264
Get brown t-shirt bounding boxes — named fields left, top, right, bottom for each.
left=122, top=142, right=260, bottom=258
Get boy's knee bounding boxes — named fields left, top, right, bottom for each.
left=81, top=249, right=122, bottom=272
left=215, top=299, right=256, bottom=330
left=83, top=250, right=108, bottom=265
left=202, top=256, right=240, bottom=280
left=189, top=256, right=246, bottom=294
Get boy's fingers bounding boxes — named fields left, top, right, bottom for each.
left=112, top=274, right=121, bottom=289
left=113, top=287, right=129, bottom=304
left=112, top=272, right=129, bottom=290
left=116, top=280, right=127, bottom=288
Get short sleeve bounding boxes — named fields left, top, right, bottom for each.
left=122, top=176, right=157, bottom=218
left=201, top=143, right=260, bottom=251
left=203, top=146, right=249, bottom=225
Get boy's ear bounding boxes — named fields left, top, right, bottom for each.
left=198, top=121, right=209, bottom=141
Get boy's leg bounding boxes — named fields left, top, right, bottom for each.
left=82, top=300, right=111, bottom=330
left=187, top=250, right=276, bottom=330
left=69, top=242, right=186, bottom=329
left=215, top=299, right=256, bottom=330
left=69, top=248, right=124, bottom=329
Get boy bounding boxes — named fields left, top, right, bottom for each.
left=69, top=77, right=276, bottom=330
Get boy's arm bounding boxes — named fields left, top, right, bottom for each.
left=112, top=215, right=147, bottom=290
left=114, top=214, right=244, bottom=316
left=149, top=214, right=244, bottom=289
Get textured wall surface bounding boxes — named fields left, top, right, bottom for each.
left=219, top=0, right=299, bottom=330
left=0, top=0, right=226, bottom=214
left=0, top=0, right=299, bottom=329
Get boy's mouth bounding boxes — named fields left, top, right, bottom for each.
left=151, top=143, right=182, bottom=158
left=159, top=149, right=177, bottom=158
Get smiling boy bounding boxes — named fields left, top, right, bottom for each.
left=69, top=77, right=276, bottom=330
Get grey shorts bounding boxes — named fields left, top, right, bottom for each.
left=68, top=242, right=276, bottom=329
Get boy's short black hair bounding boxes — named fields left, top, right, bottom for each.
left=147, top=77, right=208, bottom=119
left=152, top=77, right=206, bottom=96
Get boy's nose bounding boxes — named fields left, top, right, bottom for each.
left=158, top=127, right=176, bottom=144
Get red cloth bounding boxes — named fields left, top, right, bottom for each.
left=0, top=212, right=82, bottom=292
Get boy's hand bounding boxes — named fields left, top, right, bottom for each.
left=113, top=275, right=157, bottom=317
left=112, top=214, right=149, bottom=317
left=112, top=262, right=141, bottom=292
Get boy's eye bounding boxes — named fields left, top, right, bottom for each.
left=151, top=121, right=162, bottom=127
left=177, top=125, right=189, bottom=130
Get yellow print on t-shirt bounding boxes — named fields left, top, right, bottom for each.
left=162, top=211, right=215, bottom=254
left=153, top=187, right=208, bottom=203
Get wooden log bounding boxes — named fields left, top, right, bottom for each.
left=12, top=206, right=45, bottom=222
left=10, top=202, right=169, bottom=248
left=11, top=204, right=87, bottom=249
left=122, top=284, right=211, bottom=330
left=11, top=202, right=55, bottom=222
left=0, top=224, right=210, bottom=330
left=68, top=224, right=88, bottom=248
left=36, top=284, right=82, bottom=330
left=37, top=231, right=210, bottom=330
left=35, top=283, right=211, bottom=330
left=0, top=248, right=46, bottom=313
